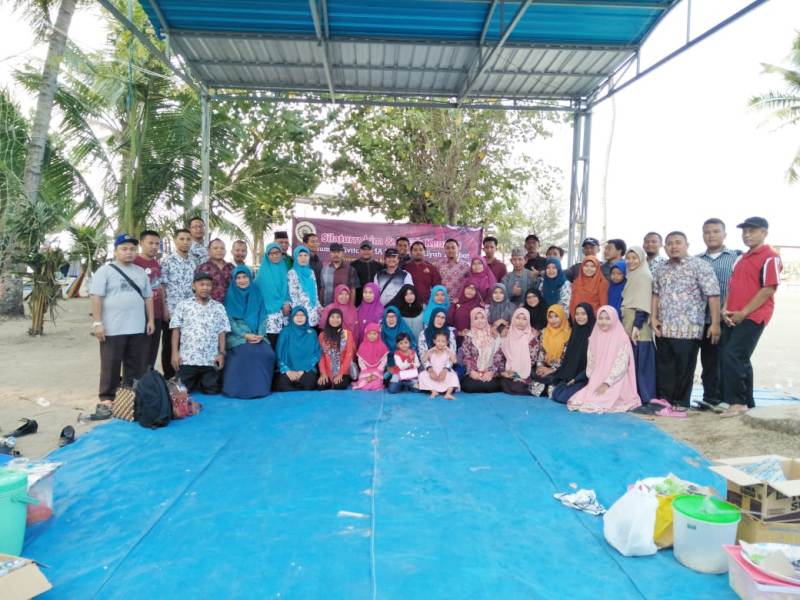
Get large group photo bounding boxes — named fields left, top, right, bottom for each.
left=1, top=1, right=799, bottom=599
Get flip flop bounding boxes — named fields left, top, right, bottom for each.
left=720, top=405, right=749, bottom=419
left=649, top=399, right=671, bottom=408
left=631, top=403, right=661, bottom=415
left=656, top=406, right=688, bottom=418
left=9, top=418, right=38, bottom=437
left=59, top=426, right=75, bottom=447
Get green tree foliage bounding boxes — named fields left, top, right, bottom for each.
left=325, top=105, right=557, bottom=228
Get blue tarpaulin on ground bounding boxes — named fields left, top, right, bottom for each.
left=25, top=392, right=735, bottom=599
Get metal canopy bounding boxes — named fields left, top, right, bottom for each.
left=138, top=0, right=679, bottom=104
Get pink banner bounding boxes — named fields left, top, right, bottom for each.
left=291, top=216, right=483, bottom=263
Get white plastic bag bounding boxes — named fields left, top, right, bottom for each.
left=603, top=483, right=659, bottom=557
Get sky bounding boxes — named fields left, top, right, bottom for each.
left=0, top=0, right=798, bottom=257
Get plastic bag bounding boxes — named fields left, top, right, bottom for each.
left=653, top=495, right=676, bottom=548
left=603, top=483, right=659, bottom=557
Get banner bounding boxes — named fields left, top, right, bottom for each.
left=291, top=216, right=483, bottom=263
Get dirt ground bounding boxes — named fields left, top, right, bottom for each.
left=1, top=291, right=799, bottom=459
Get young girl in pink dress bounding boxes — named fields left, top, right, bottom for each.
left=418, top=331, right=460, bottom=400
left=352, top=323, right=388, bottom=391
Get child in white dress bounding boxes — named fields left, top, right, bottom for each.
left=418, top=331, right=460, bottom=400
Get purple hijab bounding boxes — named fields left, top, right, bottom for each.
left=357, top=282, right=385, bottom=329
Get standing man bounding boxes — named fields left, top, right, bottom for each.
left=651, top=231, right=721, bottom=411
left=565, top=237, right=600, bottom=282
left=374, top=248, right=413, bottom=306
left=696, top=218, right=741, bottom=410
left=436, top=238, right=470, bottom=302
left=524, top=234, right=546, bottom=275
left=719, top=217, right=782, bottom=417
left=232, top=240, right=248, bottom=267
left=134, top=230, right=163, bottom=370
left=602, top=239, right=627, bottom=280
left=502, top=248, right=536, bottom=304
left=275, top=231, right=293, bottom=268
left=320, top=242, right=360, bottom=305
left=303, top=232, right=323, bottom=297
left=160, top=228, right=196, bottom=379
left=643, top=232, right=666, bottom=273
left=196, top=238, right=234, bottom=303
left=396, top=237, right=412, bottom=265
left=403, top=241, right=442, bottom=303
left=90, top=234, right=154, bottom=419
left=352, top=241, right=382, bottom=305
left=188, top=216, right=208, bottom=267
left=483, top=236, right=507, bottom=282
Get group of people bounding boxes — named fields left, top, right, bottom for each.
left=89, top=215, right=781, bottom=420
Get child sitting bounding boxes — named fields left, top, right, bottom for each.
left=418, top=331, right=460, bottom=400
left=352, top=323, right=389, bottom=391
left=387, top=333, right=420, bottom=394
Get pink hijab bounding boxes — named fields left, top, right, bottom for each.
left=501, top=307, right=535, bottom=380
left=357, top=323, right=389, bottom=367
left=321, top=284, right=359, bottom=342
left=464, top=256, right=496, bottom=300
left=567, top=305, right=641, bottom=414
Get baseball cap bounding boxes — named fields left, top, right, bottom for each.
left=193, top=271, right=212, bottom=282
left=581, top=237, right=600, bottom=247
left=359, top=240, right=373, bottom=249
left=114, top=233, right=138, bottom=248
left=736, top=216, right=769, bottom=229
left=329, top=242, right=344, bottom=252
left=384, top=248, right=399, bottom=257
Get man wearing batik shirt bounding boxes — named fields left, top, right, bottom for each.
left=643, top=232, right=666, bottom=274
left=134, top=230, right=164, bottom=369
left=188, top=216, right=209, bottom=267
left=651, top=231, right=720, bottom=410
left=195, top=238, right=234, bottom=303
left=719, top=217, right=782, bottom=417
left=160, top=228, right=196, bottom=378
left=403, top=241, right=442, bottom=304
left=436, top=238, right=470, bottom=302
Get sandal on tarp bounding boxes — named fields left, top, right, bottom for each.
left=59, top=426, right=75, bottom=447
left=656, top=405, right=688, bottom=418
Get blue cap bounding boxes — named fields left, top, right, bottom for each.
left=114, top=233, right=138, bottom=248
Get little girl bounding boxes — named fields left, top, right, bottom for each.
left=352, top=323, right=389, bottom=391
left=418, top=331, right=460, bottom=400
left=387, top=333, right=420, bottom=394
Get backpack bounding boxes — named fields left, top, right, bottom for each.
left=134, top=368, right=172, bottom=429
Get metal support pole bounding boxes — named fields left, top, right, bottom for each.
left=686, top=0, right=692, bottom=44
left=578, top=110, right=592, bottom=249
left=567, top=109, right=582, bottom=266
left=200, top=94, right=211, bottom=244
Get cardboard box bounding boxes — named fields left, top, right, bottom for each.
left=737, top=514, right=800, bottom=545
left=710, top=455, right=800, bottom=522
left=0, top=554, right=51, bottom=600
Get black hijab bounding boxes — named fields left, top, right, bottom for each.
left=322, top=308, right=343, bottom=348
left=523, top=288, right=548, bottom=332
left=552, top=302, right=595, bottom=383
left=388, top=284, right=423, bottom=319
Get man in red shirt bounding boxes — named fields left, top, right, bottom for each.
left=719, top=217, right=782, bottom=417
left=483, top=235, right=507, bottom=282
left=403, top=241, right=442, bottom=304
left=133, top=230, right=163, bottom=370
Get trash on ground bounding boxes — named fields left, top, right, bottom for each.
left=553, top=489, right=606, bottom=515
left=0, top=553, right=52, bottom=600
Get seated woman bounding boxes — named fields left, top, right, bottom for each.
left=422, top=285, right=450, bottom=327
left=387, top=332, right=421, bottom=394
left=550, top=303, right=595, bottom=405
left=460, top=307, right=503, bottom=393
left=622, top=247, right=656, bottom=404
left=317, top=308, right=355, bottom=390
left=288, top=245, right=322, bottom=327
left=568, top=306, right=642, bottom=414
left=357, top=282, right=384, bottom=334
left=222, top=266, right=276, bottom=399
left=569, top=256, right=608, bottom=318
left=418, top=331, right=460, bottom=400
left=487, top=283, right=514, bottom=336
left=538, top=257, right=572, bottom=315
left=254, top=242, right=291, bottom=348
left=275, top=307, right=321, bottom=391
left=447, top=283, right=483, bottom=346
left=499, top=308, right=539, bottom=395
left=522, top=288, right=548, bottom=332
left=321, top=284, right=360, bottom=344
left=418, top=307, right=457, bottom=356
left=532, top=305, right=572, bottom=397
left=388, top=284, right=424, bottom=341
left=353, top=323, right=389, bottom=391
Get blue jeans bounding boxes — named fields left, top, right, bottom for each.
left=387, top=380, right=417, bottom=394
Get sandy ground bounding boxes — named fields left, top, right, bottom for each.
left=1, top=290, right=799, bottom=459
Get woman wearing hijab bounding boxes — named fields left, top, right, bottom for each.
left=276, top=307, right=321, bottom=391
left=317, top=308, right=356, bottom=390
left=288, top=245, right=322, bottom=327
left=353, top=323, right=389, bottom=391
left=621, top=246, right=657, bottom=405
left=422, top=284, right=450, bottom=327
left=569, top=255, right=609, bottom=318
left=388, top=284, right=424, bottom=340
left=550, top=303, right=595, bottom=405
left=460, top=307, right=504, bottom=393
left=447, top=282, right=484, bottom=345
left=254, top=242, right=291, bottom=347
left=418, top=307, right=457, bottom=356
left=321, top=284, right=360, bottom=345
left=357, top=282, right=384, bottom=334
left=499, top=308, right=540, bottom=395
left=538, top=257, right=572, bottom=315
left=464, top=256, right=496, bottom=300
left=607, top=259, right=627, bottom=318
left=222, top=266, right=276, bottom=398
left=568, top=306, right=642, bottom=414
left=531, top=304, right=572, bottom=397
left=487, top=283, right=515, bottom=336
left=381, top=306, right=417, bottom=354
left=522, top=289, right=548, bottom=332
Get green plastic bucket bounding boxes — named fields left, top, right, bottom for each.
left=672, top=495, right=741, bottom=574
left=0, top=468, right=38, bottom=555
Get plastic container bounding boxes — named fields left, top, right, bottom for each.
left=672, top=494, right=741, bottom=574
left=6, top=459, right=61, bottom=524
left=0, top=467, right=38, bottom=555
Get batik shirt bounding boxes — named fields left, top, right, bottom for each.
left=170, top=298, right=230, bottom=366
left=288, top=270, right=322, bottom=327
left=652, top=257, right=720, bottom=340
left=195, top=260, right=234, bottom=303
left=160, top=253, right=196, bottom=317
left=436, top=259, right=470, bottom=301
left=189, top=241, right=209, bottom=268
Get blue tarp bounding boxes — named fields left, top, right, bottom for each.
left=25, top=392, right=734, bottom=598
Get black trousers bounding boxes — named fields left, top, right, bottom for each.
left=98, top=333, right=148, bottom=401
left=699, top=324, right=721, bottom=404
left=143, top=320, right=162, bottom=371
left=460, top=376, right=501, bottom=393
left=276, top=371, right=318, bottom=392
left=720, top=321, right=764, bottom=408
left=161, top=320, right=175, bottom=379
left=655, top=337, right=700, bottom=407
left=500, top=377, right=531, bottom=396
left=178, top=365, right=221, bottom=394
left=318, top=374, right=352, bottom=391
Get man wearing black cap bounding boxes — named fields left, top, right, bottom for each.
left=718, top=217, right=782, bottom=417
left=523, top=234, right=546, bottom=275
left=565, top=237, right=600, bottom=282
left=90, top=234, right=155, bottom=419
left=352, top=241, right=383, bottom=305
left=274, top=231, right=292, bottom=268
left=374, top=248, right=413, bottom=306
left=320, top=242, right=360, bottom=305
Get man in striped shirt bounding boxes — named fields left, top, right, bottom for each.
left=695, top=218, right=741, bottom=410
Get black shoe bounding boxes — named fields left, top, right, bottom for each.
left=631, top=403, right=661, bottom=415
left=59, top=426, right=75, bottom=447
left=9, top=418, right=38, bottom=437
left=78, top=404, right=113, bottom=423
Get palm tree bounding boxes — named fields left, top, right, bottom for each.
left=751, top=33, right=800, bottom=183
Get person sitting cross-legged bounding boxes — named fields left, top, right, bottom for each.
left=275, top=307, right=321, bottom=392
